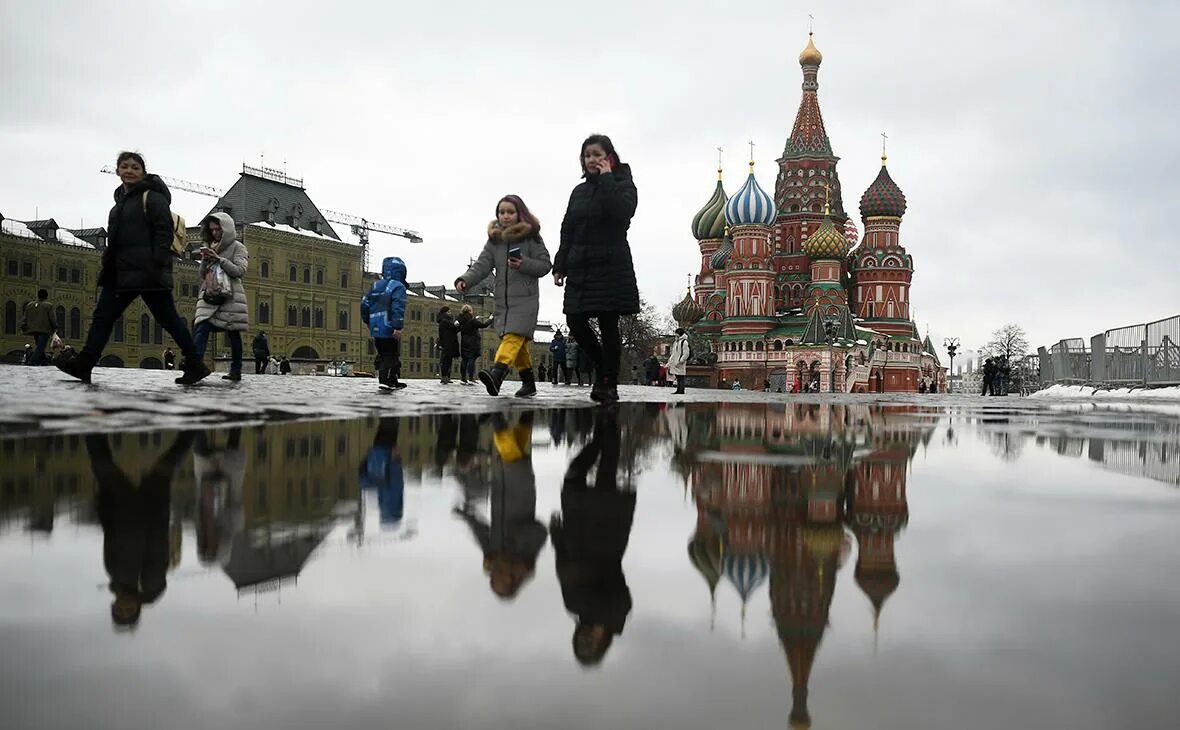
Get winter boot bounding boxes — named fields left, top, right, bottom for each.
left=222, top=369, right=242, bottom=382
left=515, top=368, right=537, bottom=398
left=674, top=376, right=685, bottom=395
left=175, top=357, right=213, bottom=385
left=56, top=351, right=96, bottom=384
left=478, top=362, right=510, bottom=396
left=590, top=375, right=619, bottom=404
left=378, top=367, right=392, bottom=390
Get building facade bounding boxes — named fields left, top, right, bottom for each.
left=683, top=34, right=945, bottom=393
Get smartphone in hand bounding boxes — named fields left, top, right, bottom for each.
left=508, top=247, right=522, bottom=260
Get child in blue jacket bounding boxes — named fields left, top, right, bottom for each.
left=361, top=257, right=408, bottom=390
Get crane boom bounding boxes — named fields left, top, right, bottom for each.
left=99, top=166, right=226, bottom=197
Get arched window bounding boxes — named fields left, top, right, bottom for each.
left=290, top=265, right=298, bottom=282
left=259, top=302, right=270, bottom=324
left=316, top=270, right=324, bottom=286
left=756, top=341, right=764, bottom=351
left=114, top=317, right=124, bottom=342
left=2, top=301, right=15, bottom=334
left=303, top=268, right=311, bottom=284
left=69, top=308, right=81, bottom=339
left=341, top=272, right=349, bottom=289
left=338, top=310, right=349, bottom=331
left=260, top=261, right=270, bottom=278
left=287, top=306, right=297, bottom=326
left=301, top=308, right=311, bottom=327
left=140, top=314, right=151, bottom=345
left=154, top=321, right=163, bottom=345
left=314, top=309, right=324, bottom=328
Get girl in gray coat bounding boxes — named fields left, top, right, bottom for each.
left=192, top=212, right=249, bottom=381
left=455, top=195, right=551, bottom=397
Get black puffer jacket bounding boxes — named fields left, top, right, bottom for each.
left=436, top=310, right=460, bottom=357
left=555, top=164, right=640, bottom=316
left=101, top=175, right=175, bottom=291
left=457, top=310, right=491, bottom=358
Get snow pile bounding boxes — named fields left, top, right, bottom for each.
left=1, top=218, right=39, bottom=239
left=55, top=228, right=90, bottom=247
left=1031, top=384, right=1180, bottom=401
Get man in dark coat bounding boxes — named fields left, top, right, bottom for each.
left=251, top=331, right=270, bottom=374
left=20, top=288, right=57, bottom=365
left=57, top=153, right=208, bottom=385
left=436, top=306, right=460, bottom=384
left=87, top=430, right=193, bottom=629
left=549, top=330, right=569, bottom=385
left=982, top=358, right=997, bottom=396
left=456, top=306, right=492, bottom=385
left=550, top=408, right=635, bottom=666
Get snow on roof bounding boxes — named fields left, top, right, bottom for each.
left=1, top=219, right=40, bottom=239
left=248, top=222, right=353, bottom=243
left=55, top=228, right=90, bottom=247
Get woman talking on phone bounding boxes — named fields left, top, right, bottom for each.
left=553, top=134, right=639, bottom=404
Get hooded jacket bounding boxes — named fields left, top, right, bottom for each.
left=101, top=174, right=176, bottom=291
left=666, top=333, right=691, bottom=376
left=361, top=257, right=408, bottom=338
left=457, top=310, right=492, bottom=357
left=456, top=221, right=552, bottom=338
left=554, top=163, right=640, bottom=316
left=194, top=212, right=250, bottom=331
left=436, top=309, right=460, bottom=357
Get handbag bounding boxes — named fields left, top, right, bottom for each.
left=50, top=333, right=63, bottom=349
left=202, top=262, right=231, bottom=305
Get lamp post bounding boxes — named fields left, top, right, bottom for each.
left=943, top=337, right=960, bottom=394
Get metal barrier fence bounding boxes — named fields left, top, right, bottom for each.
left=1035, top=314, right=1180, bottom=388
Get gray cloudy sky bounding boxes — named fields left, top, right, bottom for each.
left=2, top=0, right=1177, bottom=353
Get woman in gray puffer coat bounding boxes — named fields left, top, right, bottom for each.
left=192, top=212, right=249, bottom=381
left=455, top=195, right=551, bottom=398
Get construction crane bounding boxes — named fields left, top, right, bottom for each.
left=99, top=165, right=422, bottom=271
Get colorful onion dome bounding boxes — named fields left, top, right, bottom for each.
left=799, top=32, right=823, bottom=66
left=724, top=167, right=776, bottom=227
left=672, top=288, right=705, bottom=327
left=802, top=214, right=848, bottom=259
left=843, top=217, right=860, bottom=250
left=691, top=176, right=728, bottom=240
left=709, top=231, right=734, bottom=270
left=859, top=157, right=907, bottom=218
left=723, top=551, right=770, bottom=604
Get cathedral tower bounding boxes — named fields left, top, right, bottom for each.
left=850, top=152, right=912, bottom=337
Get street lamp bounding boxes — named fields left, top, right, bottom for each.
left=943, top=337, right=960, bottom=394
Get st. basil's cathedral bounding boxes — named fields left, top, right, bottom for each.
left=673, top=33, right=946, bottom=393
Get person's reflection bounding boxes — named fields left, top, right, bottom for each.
left=87, top=430, right=194, bottom=630
left=360, top=418, right=405, bottom=526
left=433, top=414, right=458, bottom=475
left=193, top=429, right=246, bottom=565
left=550, top=408, right=635, bottom=666
left=454, top=412, right=546, bottom=601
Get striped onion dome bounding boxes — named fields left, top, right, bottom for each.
left=723, top=551, right=770, bottom=603
left=843, top=217, right=860, bottom=250
left=709, top=231, right=734, bottom=270
left=802, top=214, right=848, bottom=260
left=724, top=169, right=776, bottom=227
left=691, top=178, right=728, bottom=240
left=859, top=158, right=907, bottom=218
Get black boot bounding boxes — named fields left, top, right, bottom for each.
left=378, top=367, right=392, bottom=390
left=175, top=357, right=212, bottom=385
left=478, top=363, right=510, bottom=396
left=674, top=376, right=685, bottom=395
left=515, top=368, right=537, bottom=398
left=56, top=351, right=95, bottom=384
left=590, top=375, right=619, bottom=404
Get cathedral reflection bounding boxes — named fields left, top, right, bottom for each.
left=684, top=403, right=926, bottom=728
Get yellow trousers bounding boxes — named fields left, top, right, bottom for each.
left=493, top=424, right=531, bottom=463
left=494, top=334, right=533, bottom=370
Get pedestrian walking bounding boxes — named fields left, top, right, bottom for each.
left=566, top=336, right=583, bottom=386
left=252, top=331, right=270, bottom=374
left=22, top=344, right=32, bottom=365
left=455, top=194, right=552, bottom=397
left=537, top=362, right=548, bottom=383
left=57, top=151, right=209, bottom=385
left=191, top=212, right=249, bottom=382
left=436, top=306, right=460, bottom=384
left=553, top=134, right=640, bottom=404
left=20, top=288, right=58, bottom=365
left=549, top=329, right=569, bottom=385
left=163, top=347, right=175, bottom=370
left=456, top=304, right=492, bottom=385
left=666, top=327, right=690, bottom=395
left=361, top=257, right=409, bottom=391
left=982, top=357, right=997, bottom=396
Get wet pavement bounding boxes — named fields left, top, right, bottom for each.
left=2, top=396, right=1179, bottom=729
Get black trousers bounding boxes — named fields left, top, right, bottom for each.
left=254, top=355, right=269, bottom=374
left=83, top=288, right=196, bottom=362
left=439, top=352, right=455, bottom=379
left=566, top=314, right=621, bottom=382
left=374, top=337, right=401, bottom=381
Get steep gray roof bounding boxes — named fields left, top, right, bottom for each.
left=206, top=171, right=341, bottom=240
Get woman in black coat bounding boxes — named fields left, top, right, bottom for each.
left=456, top=304, right=492, bottom=385
left=57, top=151, right=209, bottom=385
left=553, top=134, right=640, bottom=404
left=436, top=306, right=461, bottom=384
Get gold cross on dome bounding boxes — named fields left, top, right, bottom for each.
left=880, top=132, right=889, bottom=162
left=748, top=140, right=755, bottom=170
left=717, top=146, right=724, bottom=178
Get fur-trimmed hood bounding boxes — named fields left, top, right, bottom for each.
left=487, top=220, right=536, bottom=244
left=200, top=211, right=237, bottom=250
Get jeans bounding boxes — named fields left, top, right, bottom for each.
left=83, top=288, right=197, bottom=363
left=459, top=355, right=477, bottom=380
left=30, top=333, right=50, bottom=365
left=193, top=320, right=243, bottom=374
left=566, top=314, right=621, bottom=382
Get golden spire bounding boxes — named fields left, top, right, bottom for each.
left=717, top=146, right=724, bottom=180
left=822, top=182, right=831, bottom=215
left=880, top=131, right=889, bottom=165
left=799, top=29, right=823, bottom=66
left=748, top=140, right=756, bottom=171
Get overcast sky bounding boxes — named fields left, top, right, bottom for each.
left=2, top=0, right=1177, bottom=354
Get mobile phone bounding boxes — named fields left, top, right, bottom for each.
left=508, top=247, right=522, bottom=259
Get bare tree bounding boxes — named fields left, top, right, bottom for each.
left=982, top=323, right=1029, bottom=361
left=618, top=298, right=664, bottom=373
